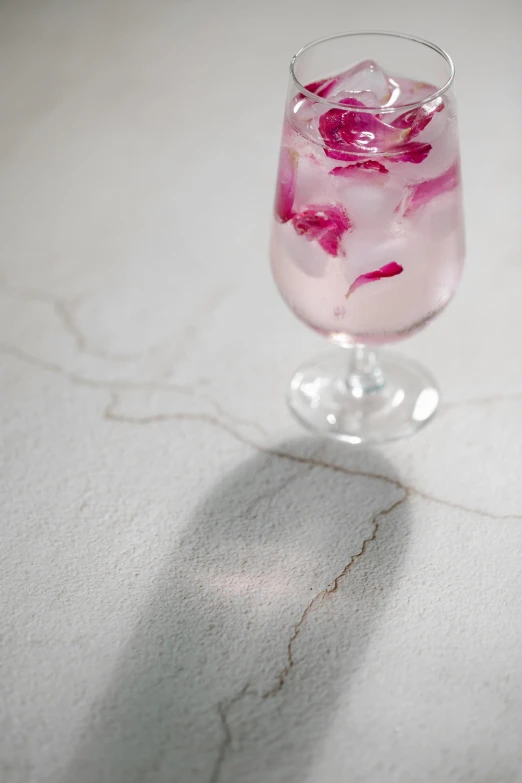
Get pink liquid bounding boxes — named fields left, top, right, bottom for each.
left=270, top=64, right=465, bottom=346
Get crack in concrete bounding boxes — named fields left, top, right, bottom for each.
left=3, top=276, right=522, bottom=416
left=210, top=683, right=251, bottom=783
left=151, top=284, right=235, bottom=377
left=53, top=299, right=141, bottom=362
left=0, top=343, right=195, bottom=395
left=4, top=329, right=522, bottom=780
left=103, top=392, right=264, bottom=448
left=205, top=396, right=269, bottom=439
left=409, top=487, right=522, bottom=521
left=262, top=494, right=408, bottom=699
left=0, top=278, right=237, bottom=372
left=103, top=393, right=522, bottom=522
left=0, top=342, right=266, bottom=443
left=242, top=469, right=310, bottom=518
left=4, top=343, right=521, bottom=522
left=0, top=280, right=140, bottom=363
left=205, top=495, right=406, bottom=777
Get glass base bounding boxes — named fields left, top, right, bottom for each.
left=288, top=348, right=440, bottom=445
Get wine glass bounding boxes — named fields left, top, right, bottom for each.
left=270, top=31, right=465, bottom=444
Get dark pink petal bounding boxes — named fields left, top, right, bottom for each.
left=338, top=107, right=410, bottom=152
left=274, top=148, right=298, bottom=223
left=387, top=142, right=432, bottom=164
left=303, top=76, right=338, bottom=98
left=405, top=161, right=460, bottom=214
left=392, top=98, right=444, bottom=138
left=292, top=203, right=352, bottom=257
left=318, top=107, right=347, bottom=148
left=335, top=89, right=380, bottom=107
left=319, top=97, right=410, bottom=158
left=351, top=160, right=389, bottom=173
left=345, top=262, right=403, bottom=299
left=298, top=77, right=366, bottom=103
left=391, top=109, right=417, bottom=130
left=318, top=99, right=366, bottom=147
left=411, top=99, right=444, bottom=136
left=324, top=147, right=366, bottom=162
left=301, top=75, right=360, bottom=100
left=339, top=97, right=369, bottom=108
left=330, top=160, right=389, bottom=181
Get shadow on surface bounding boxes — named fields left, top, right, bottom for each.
left=64, top=436, right=412, bottom=783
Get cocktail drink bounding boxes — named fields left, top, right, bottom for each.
left=270, top=32, right=465, bottom=443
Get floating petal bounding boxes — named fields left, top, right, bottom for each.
left=292, top=203, right=352, bottom=257
left=274, top=148, right=298, bottom=223
left=405, top=161, right=460, bottom=214
left=346, top=262, right=403, bottom=298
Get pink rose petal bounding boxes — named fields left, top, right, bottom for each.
left=302, top=73, right=380, bottom=104
left=390, top=109, right=418, bottom=130
left=302, top=76, right=339, bottom=99
left=387, top=141, right=432, bottom=164
left=335, top=89, right=381, bottom=108
left=405, top=161, right=460, bottom=214
left=392, top=98, right=444, bottom=138
left=338, top=105, right=411, bottom=153
left=274, top=147, right=298, bottom=223
left=318, top=98, right=365, bottom=149
left=345, top=261, right=403, bottom=299
left=292, top=203, right=352, bottom=257
left=319, top=97, right=410, bottom=158
left=330, top=160, right=389, bottom=181
left=324, top=147, right=366, bottom=162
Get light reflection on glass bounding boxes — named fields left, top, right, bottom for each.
left=412, top=387, right=439, bottom=421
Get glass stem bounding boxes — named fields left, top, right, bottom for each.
left=346, top=343, right=385, bottom=396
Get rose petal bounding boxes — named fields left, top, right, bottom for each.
left=387, top=142, right=432, bottom=164
left=274, top=148, right=298, bottom=223
left=391, top=109, right=417, bottom=130
left=319, top=97, right=410, bottom=159
left=345, top=261, right=403, bottom=298
left=324, top=147, right=366, bottom=162
left=334, top=89, right=381, bottom=108
left=292, top=203, right=352, bottom=257
left=405, top=161, right=460, bottom=214
left=355, top=160, right=389, bottom=173
left=411, top=99, right=444, bottom=136
left=303, top=72, right=381, bottom=104
left=302, top=76, right=338, bottom=99
left=330, top=160, right=389, bottom=181
left=298, top=77, right=370, bottom=104
left=339, top=97, right=370, bottom=108
left=318, top=107, right=348, bottom=148
left=392, top=97, right=444, bottom=137
left=317, top=98, right=366, bottom=146
left=339, top=107, right=411, bottom=152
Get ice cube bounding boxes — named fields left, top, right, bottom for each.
left=409, top=188, right=463, bottom=241
left=328, top=60, right=400, bottom=108
left=333, top=179, right=404, bottom=231
left=293, top=155, right=339, bottom=211
left=279, top=223, right=331, bottom=278
left=389, top=120, right=460, bottom=185
left=392, top=77, right=437, bottom=106
left=330, top=89, right=380, bottom=108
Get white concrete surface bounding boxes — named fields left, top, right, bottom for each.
left=1, top=1, right=522, bottom=781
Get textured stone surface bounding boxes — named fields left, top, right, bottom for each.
left=1, top=1, right=522, bottom=782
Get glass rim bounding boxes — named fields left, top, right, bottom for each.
left=290, top=31, right=455, bottom=114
